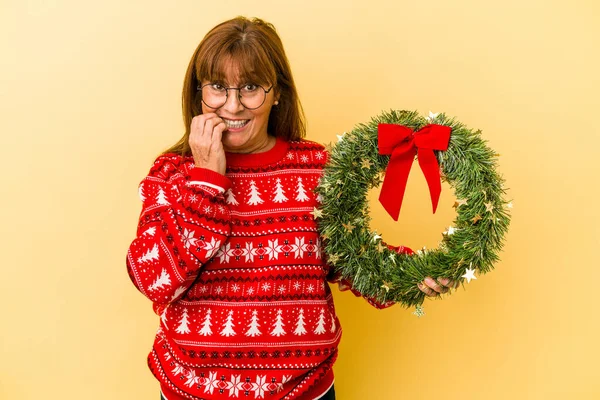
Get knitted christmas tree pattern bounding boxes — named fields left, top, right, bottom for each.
left=126, top=139, right=366, bottom=399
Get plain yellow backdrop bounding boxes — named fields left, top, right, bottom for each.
left=2, top=0, right=599, bottom=399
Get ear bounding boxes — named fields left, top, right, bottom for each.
left=273, top=86, right=281, bottom=103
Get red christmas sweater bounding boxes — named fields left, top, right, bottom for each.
left=126, top=136, right=413, bottom=400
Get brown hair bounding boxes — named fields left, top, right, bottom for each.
left=161, top=16, right=306, bottom=157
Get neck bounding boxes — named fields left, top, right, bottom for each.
left=225, top=135, right=276, bottom=154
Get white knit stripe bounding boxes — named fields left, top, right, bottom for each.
left=226, top=168, right=321, bottom=178
left=177, top=296, right=333, bottom=307
left=229, top=206, right=313, bottom=217
left=187, top=180, right=225, bottom=193
left=144, top=174, right=184, bottom=185
left=174, top=329, right=341, bottom=348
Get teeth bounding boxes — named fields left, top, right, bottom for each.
left=224, top=119, right=249, bottom=129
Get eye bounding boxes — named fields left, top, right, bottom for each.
left=242, top=84, right=259, bottom=92
left=210, top=82, right=225, bottom=91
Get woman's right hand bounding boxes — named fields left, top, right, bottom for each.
left=189, top=113, right=227, bottom=175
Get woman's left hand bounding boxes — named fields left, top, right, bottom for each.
left=418, top=276, right=458, bottom=297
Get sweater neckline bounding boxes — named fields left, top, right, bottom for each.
left=225, top=136, right=289, bottom=167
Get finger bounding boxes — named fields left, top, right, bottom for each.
left=196, top=113, right=217, bottom=128
left=437, top=277, right=456, bottom=292
left=437, top=277, right=452, bottom=287
left=212, top=117, right=226, bottom=134
left=424, top=277, right=448, bottom=294
left=191, top=113, right=215, bottom=130
left=191, top=124, right=213, bottom=155
left=417, top=282, right=437, bottom=297
left=190, top=114, right=209, bottom=142
left=205, top=116, right=226, bottom=139
left=446, top=279, right=459, bottom=289
left=202, top=118, right=218, bottom=142
left=212, top=120, right=226, bottom=145
left=190, top=115, right=200, bottom=135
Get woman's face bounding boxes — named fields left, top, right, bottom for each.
left=201, top=62, right=279, bottom=154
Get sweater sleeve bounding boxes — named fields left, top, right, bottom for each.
left=326, top=244, right=415, bottom=309
left=125, top=156, right=232, bottom=306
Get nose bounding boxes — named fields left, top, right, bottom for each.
left=222, top=88, right=245, bottom=113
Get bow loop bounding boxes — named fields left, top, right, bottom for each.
left=377, top=124, right=415, bottom=154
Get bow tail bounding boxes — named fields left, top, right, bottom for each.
left=417, top=149, right=442, bottom=214
left=378, top=147, right=416, bottom=221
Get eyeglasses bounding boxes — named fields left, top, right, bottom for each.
left=197, top=82, right=274, bottom=110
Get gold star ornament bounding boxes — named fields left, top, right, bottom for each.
left=327, top=254, right=340, bottom=265
left=342, top=222, right=355, bottom=232
left=381, top=281, right=394, bottom=292
left=453, top=199, right=468, bottom=209
left=310, top=207, right=323, bottom=219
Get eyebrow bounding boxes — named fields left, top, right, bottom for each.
left=204, top=78, right=261, bottom=86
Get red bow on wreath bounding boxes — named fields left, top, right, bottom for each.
left=377, top=123, right=452, bottom=221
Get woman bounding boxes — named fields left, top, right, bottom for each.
left=126, top=16, right=456, bottom=400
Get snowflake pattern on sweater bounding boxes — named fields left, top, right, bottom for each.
left=126, top=137, right=403, bottom=399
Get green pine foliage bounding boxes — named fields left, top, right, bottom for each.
left=316, top=110, right=512, bottom=308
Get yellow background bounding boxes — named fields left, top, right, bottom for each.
left=2, top=0, right=599, bottom=399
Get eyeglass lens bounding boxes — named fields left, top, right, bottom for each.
left=201, top=84, right=267, bottom=110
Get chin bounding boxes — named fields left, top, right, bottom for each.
left=222, top=132, right=250, bottom=149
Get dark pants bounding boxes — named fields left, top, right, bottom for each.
left=160, top=384, right=335, bottom=399
left=318, top=384, right=336, bottom=399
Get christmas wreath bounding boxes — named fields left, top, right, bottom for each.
left=315, top=110, right=512, bottom=311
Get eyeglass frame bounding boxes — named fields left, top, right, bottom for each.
left=196, top=82, right=275, bottom=110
